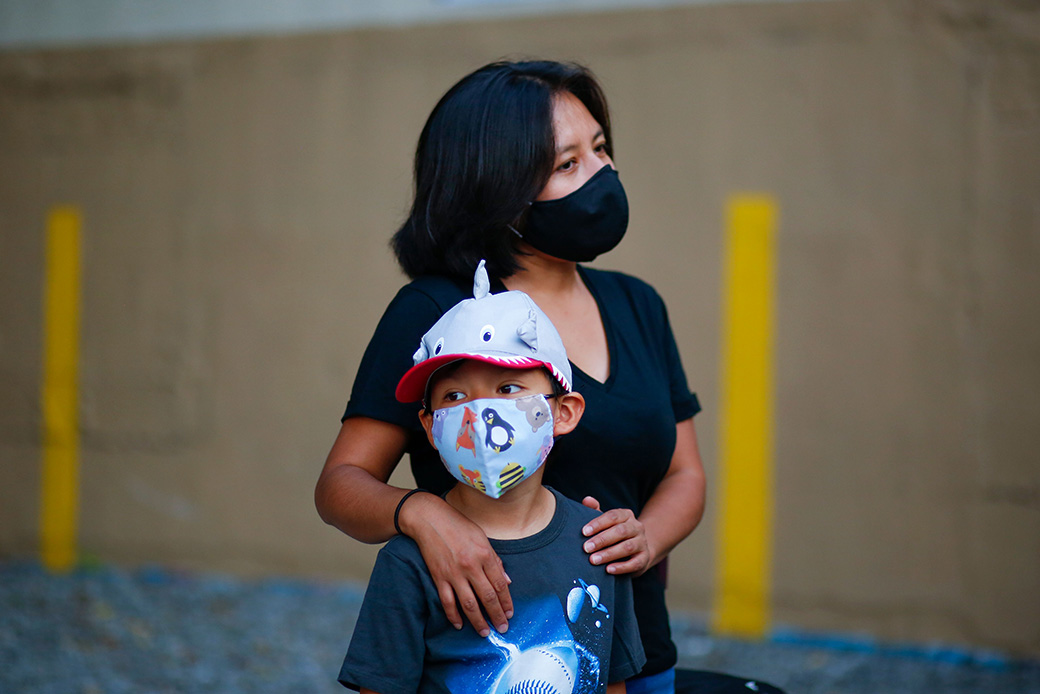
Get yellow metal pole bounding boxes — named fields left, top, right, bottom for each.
left=39, top=205, right=83, bottom=572
left=713, top=194, right=777, bottom=637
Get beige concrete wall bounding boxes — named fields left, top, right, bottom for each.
left=1, top=0, right=1038, bottom=655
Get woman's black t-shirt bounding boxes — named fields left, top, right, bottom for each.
left=342, top=265, right=700, bottom=677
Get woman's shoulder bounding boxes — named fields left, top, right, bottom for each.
left=580, top=265, right=661, bottom=298
left=375, top=274, right=473, bottom=333
left=393, top=274, right=471, bottom=311
left=579, top=265, right=668, bottom=316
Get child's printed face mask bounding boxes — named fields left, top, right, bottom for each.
left=430, top=394, right=555, bottom=499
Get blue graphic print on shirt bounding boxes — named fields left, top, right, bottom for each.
left=445, top=582, right=611, bottom=693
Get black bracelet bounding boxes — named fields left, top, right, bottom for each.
left=394, top=489, right=429, bottom=536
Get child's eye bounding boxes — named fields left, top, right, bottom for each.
left=499, top=384, right=521, bottom=395
left=444, top=391, right=466, bottom=402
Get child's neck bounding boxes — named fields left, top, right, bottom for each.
left=445, top=475, right=556, bottom=541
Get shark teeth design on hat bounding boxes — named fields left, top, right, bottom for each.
left=545, top=362, right=571, bottom=393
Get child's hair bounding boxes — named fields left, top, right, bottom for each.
left=422, top=363, right=567, bottom=413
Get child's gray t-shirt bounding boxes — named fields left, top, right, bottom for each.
left=339, top=487, right=645, bottom=694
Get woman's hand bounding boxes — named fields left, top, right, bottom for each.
left=579, top=418, right=707, bottom=576
left=578, top=418, right=707, bottom=582
left=580, top=496, right=653, bottom=576
left=399, top=492, right=514, bottom=637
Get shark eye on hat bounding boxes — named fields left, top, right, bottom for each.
left=433, top=337, right=445, bottom=355
left=480, top=324, right=495, bottom=343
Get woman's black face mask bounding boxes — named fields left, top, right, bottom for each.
left=520, top=165, right=629, bottom=263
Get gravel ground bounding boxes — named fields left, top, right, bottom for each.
left=2, top=560, right=1037, bottom=694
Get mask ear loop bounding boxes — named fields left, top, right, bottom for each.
left=421, top=380, right=434, bottom=414
left=507, top=203, right=533, bottom=239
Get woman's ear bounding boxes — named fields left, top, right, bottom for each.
left=552, top=391, right=585, bottom=437
left=418, top=409, right=438, bottom=449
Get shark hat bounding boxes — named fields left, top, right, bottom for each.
left=395, top=260, right=572, bottom=403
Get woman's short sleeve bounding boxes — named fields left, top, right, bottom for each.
left=342, top=284, right=445, bottom=431
left=656, top=294, right=701, bottom=422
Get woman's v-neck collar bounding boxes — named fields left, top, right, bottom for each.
left=571, top=265, right=618, bottom=391
left=495, top=266, right=618, bottom=391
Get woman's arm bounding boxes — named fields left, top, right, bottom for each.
left=315, top=417, right=411, bottom=542
left=315, top=416, right=514, bottom=634
left=580, top=417, right=706, bottom=574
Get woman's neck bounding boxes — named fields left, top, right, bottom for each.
left=503, top=244, right=582, bottom=300
left=445, top=477, right=556, bottom=541
left=502, top=243, right=611, bottom=382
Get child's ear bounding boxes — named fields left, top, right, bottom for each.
left=418, top=409, right=439, bottom=449
left=552, top=391, right=585, bottom=437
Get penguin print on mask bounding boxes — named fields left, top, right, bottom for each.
left=481, top=407, right=515, bottom=453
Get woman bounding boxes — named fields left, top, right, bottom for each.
left=316, top=60, right=706, bottom=693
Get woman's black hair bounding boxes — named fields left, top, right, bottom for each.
left=391, top=60, right=613, bottom=282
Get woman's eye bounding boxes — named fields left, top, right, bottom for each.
left=557, top=159, right=576, bottom=172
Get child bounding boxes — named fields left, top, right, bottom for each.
left=338, top=261, right=645, bottom=694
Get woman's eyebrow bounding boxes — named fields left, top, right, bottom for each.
left=556, top=128, right=606, bottom=156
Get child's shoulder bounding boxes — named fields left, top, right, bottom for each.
left=375, top=534, right=428, bottom=574
left=547, top=487, right=601, bottom=527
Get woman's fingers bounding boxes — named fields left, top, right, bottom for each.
left=603, top=552, right=651, bottom=576
left=467, top=555, right=514, bottom=635
left=413, top=502, right=514, bottom=636
left=581, top=508, right=638, bottom=548
left=435, top=580, right=465, bottom=631
left=451, top=580, right=493, bottom=637
left=432, top=556, right=504, bottom=635
left=581, top=495, right=602, bottom=512
left=582, top=507, right=628, bottom=541
left=581, top=507, right=652, bottom=575
left=455, top=561, right=513, bottom=636
left=486, top=559, right=515, bottom=623
left=592, top=536, right=649, bottom=567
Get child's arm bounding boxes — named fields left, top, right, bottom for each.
left=340, top=547, right=428, bottom=693
left=607, top=682, right=627, bottom=694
